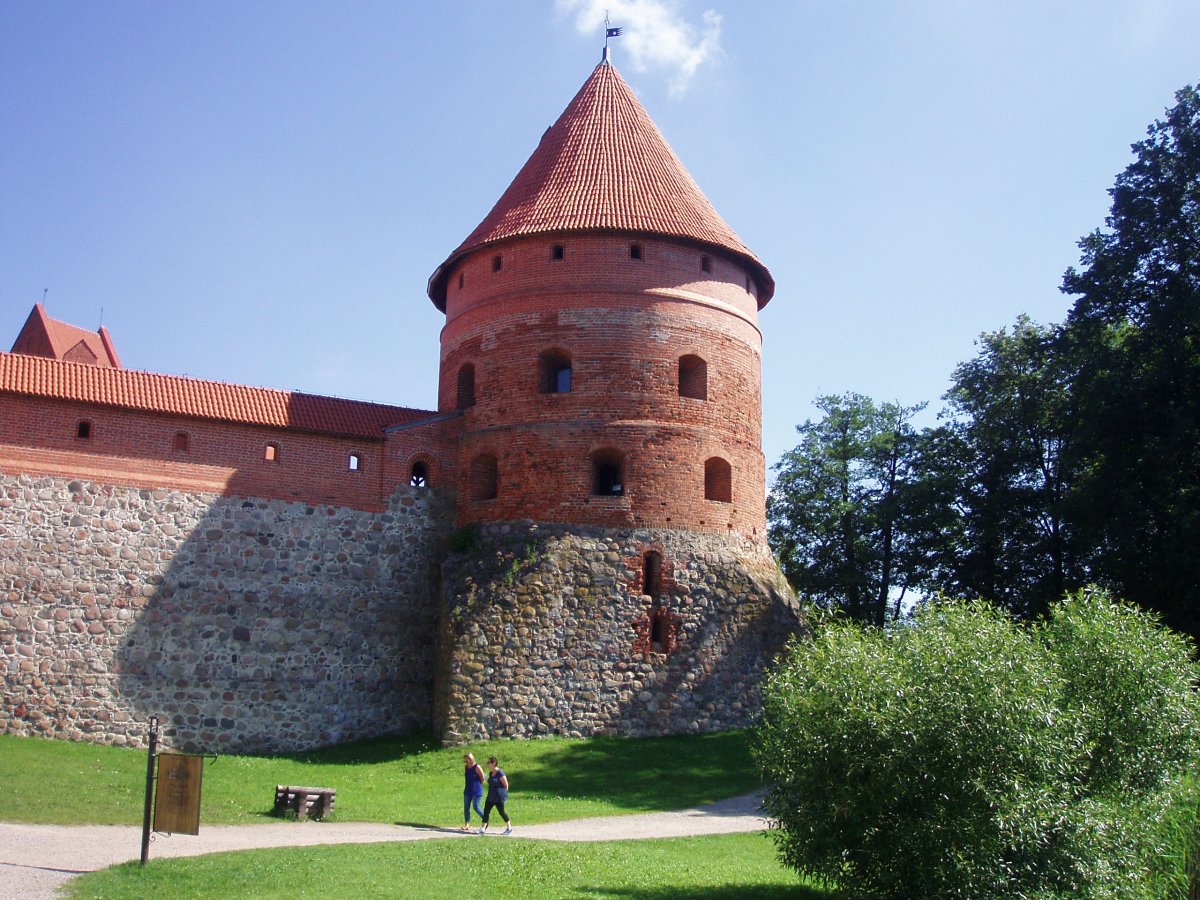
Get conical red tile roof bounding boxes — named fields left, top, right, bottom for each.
left=428, top=61, right=773, bottom=309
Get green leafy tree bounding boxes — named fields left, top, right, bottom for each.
left=933, top=316, right=1080, bottom=617
left=767, top=393, right=925, bottom=625
left=754, top=590, right=1200, bottom=899
left=1060, top=84, right=1200, bottom=638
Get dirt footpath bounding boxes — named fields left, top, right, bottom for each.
left=0, top=793, right=767, bottom=899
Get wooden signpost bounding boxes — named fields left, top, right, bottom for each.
left=140, top=717, right=207, bottom=866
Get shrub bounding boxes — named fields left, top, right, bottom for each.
left=753, top=590, right=1200, bottom=899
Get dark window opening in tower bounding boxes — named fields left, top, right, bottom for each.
left=678, top=355, right=708, bottom=400
left=348, top=452, right=362, bottom=472
left=630, top=242, right=643, bottom=260
left=458, top=272, right=464, bottom=289
left=650, top=603, right=669, bottom=651
left=492, top=255, right=502, bottom=272
left=701, top=254, right=712, bottom=273
left=264, top=442, right=280, bottom=463
left=538, top=349, right=572, bottom=394
left=470, top=454, right=498, bottom=501
left=704, top=457, right=732, bottom=502
left=457, top=363, right=476, bottom=409
left=552, top=243, right=565, bottom=260
left=173, top=431, right=189, bottom=452
left=76, top=420, right=92, bottom=440
left=642, top=550, right=662, bottom=598
left=591, top=449, right=624, bottom=496
left=410, top=461, right=428, bottom=488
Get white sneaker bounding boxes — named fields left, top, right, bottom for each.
left=502, top=825, right=512, bottom=835
left=476, top=826, right=485, bottom=834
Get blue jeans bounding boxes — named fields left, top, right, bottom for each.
left=464, top=792, right=484, bottom=824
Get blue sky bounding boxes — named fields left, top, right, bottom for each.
left=1, top=1, right=1196, bottom=473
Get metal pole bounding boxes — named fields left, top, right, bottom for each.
left=140, top=716, right=158, bottom=866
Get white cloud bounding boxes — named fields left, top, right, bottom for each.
left=556, top=0, right=723, bottom=97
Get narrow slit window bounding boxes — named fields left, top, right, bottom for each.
left=470, top=454, right=498, bottom=501
left=457, top=363, right=477, bottom=409
left=348, top=452, right=362, bottom=472
left=642, top=551, right=662, bottom=598
left=651, top=604, right=669, bottom=650
left=704, top=457, right=732, bottom=502
left=678, top=355, right=708, bottom=400
left=700, top=254, right=712, bottom=274
left=264, top=442, right=280, bottom=463
left=76, top=420, right=92, bottom=440
left=492, top=255, right=502, bottom=273
left=458, top=272, right=465, bottom=289
left=551, top=243, right=565, bottom=260
left=538, top=349, right=572, bottom=394
left=173, top=432, right=189, bottom=452
left=591, top=449, right=624, bottom=496
left=630, top=242, right=643, bottom=260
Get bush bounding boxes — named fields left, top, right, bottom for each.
left=753, top=590, right=1200, bottom=899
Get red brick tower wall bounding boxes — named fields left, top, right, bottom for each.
left=438, top=233, right=767, bottom=540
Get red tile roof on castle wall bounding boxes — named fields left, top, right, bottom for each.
left=0, top=351, right=430, bottom=440
left=10, top=304, right=123, bottom=367
left=427, top=61, right=774, bottom=310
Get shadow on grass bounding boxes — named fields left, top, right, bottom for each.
left=262, top=731, right=442, bottom=765
left=575, top=884, right=836, bottom=899
left=514, top=731, right=759, bottom=811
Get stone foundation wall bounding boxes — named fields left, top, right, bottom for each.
left=0, top=472, right=452, bottom=752
left=435, top=522, right=803, bottom=741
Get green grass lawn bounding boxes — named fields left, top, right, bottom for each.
left=63, top=832, right=836, bottom=899
left=0, top=729, right=759, bottom=826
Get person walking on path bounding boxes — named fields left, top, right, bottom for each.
left=461, top=753, right=485, bottom=832
left=476, top=756, right=512, bottom=835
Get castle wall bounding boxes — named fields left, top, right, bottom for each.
left=435, top=521, right=801, bottom=741
left=1, top=470, right=453, bottom=752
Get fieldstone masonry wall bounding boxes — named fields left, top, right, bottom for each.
left=0, top=471, right=453, bottom=752
left=436, top=522, right=803, bottom=741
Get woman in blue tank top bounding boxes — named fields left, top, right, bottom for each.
left=461, top=753, right=485, bottom=831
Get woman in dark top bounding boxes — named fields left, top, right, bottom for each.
left=461, top=753, right=485, bottom=832
left=476, top=756, right=512, bottom=835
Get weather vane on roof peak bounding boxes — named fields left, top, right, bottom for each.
left=602, top=11, right=622, bottom=64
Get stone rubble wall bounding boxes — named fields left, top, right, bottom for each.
left=0, top=472, right=452, bottom=753
left=435, top=522, right=803, bottom=742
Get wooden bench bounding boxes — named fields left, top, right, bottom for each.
left=274, top=785, right=336, bottom=819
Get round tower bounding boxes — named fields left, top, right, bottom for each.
left=428, top=60, right=799, bottom=743
left=429, top=61, right=775, bottom=542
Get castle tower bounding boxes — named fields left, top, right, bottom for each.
left=429, top=60, right=774, bottom=538
left=429, top=60, right=799, bottom=742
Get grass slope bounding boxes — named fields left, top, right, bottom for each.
left=64, top=832, right=834, bottom=899
left=0, top=730, right=758, bottom=826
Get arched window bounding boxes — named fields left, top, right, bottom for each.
left=538, top=349, right=572, bottom=394
left=470, top=454, right=498, bottom=501
left=76, top=420, right=92, bottom=440
left=704, top=457, right=732, bottom=503
left=173, top=432, right=189, bottom=452
left=410, top=461, right=428, bottom=488
left=457, top=363, right=477, bottom=409
left=264, top=442, right=280, bottom=463
left=678, top=355, right=708, bottom=400
left=348, top=452, right=362, bottom=472
left=591, top=448, right=624, bottom=496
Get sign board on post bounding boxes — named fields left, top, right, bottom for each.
left=153, top=752, right=203, bottom=835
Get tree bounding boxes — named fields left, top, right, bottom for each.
left=934, top=316, right=1080, bottom=617
left=1060, top=85, right=1200, bottom=638
left=767, top=394, right=925, bottom=625
left=754, top=590, right=1200, bottom=899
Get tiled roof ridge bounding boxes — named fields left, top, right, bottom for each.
left=428, top=61, right=774, bottom=309
left=11, top=303, right=123, bottom=367
left=0, top=351, right=430, bottom=439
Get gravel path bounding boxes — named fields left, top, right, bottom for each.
left=0, top=793, right=767, bottom=899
